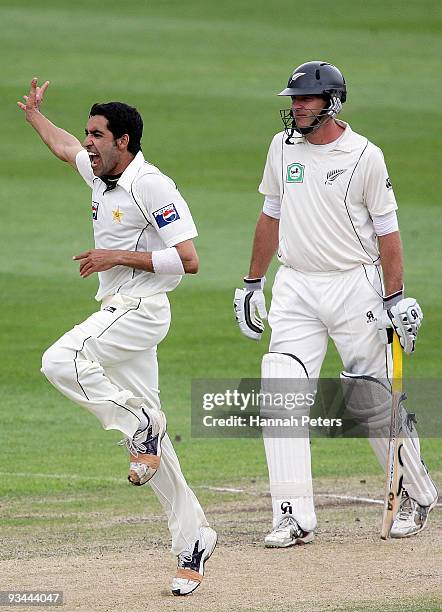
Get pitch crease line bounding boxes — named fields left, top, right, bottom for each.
left=0, top=471, right=122, bottom=483
left=1, top=474, right=440, bottom=507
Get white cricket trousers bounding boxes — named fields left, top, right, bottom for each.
left=265, top=264, right=437, bottom=531
left=41, top=292, right=207, bottom=555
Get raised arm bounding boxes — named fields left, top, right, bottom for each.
left=18, top=78, right=83, bottom=168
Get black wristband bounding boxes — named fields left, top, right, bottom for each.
left=383, top=287, right=404, bottom=310
left=244, top=277, right=265, bottom=291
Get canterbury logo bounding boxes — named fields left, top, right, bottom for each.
left=325, top=168, right=347, bottom=184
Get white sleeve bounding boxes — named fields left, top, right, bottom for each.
left=363, top=146, right=398, bottom=216
left=258, top=134, right=281, bottom=198
left=372, top=210, right=399, bottom=236
left=75, top=149, right=94, bottom=188
left=262, top=195, right=281, bottom=219
left=136, top=174, right=198, bottom=247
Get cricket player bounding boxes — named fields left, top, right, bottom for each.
left=234, top=61, right=438, bottom=545
left=18, top=78, right=216, bottom=595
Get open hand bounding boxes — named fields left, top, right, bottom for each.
left=17, top=77, right=50, bottom=114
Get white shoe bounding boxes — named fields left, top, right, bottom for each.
left=264, top=516, right=314, bottom=548
left=119, top=406, right=166, bottom=486
left=390, top=489, right=437, bottom=538
left=171, top=526, right=217, bottom=596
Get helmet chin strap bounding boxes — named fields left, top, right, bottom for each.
left=282, top=109, right=325, bottom=144
left=294, top=112, right=327, bottom=135
left=295, top=107, right=333, bottom=136
left=290, top=95, right=343, bottom=137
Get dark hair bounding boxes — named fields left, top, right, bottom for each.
left=89, top=102, right=143, bottom=155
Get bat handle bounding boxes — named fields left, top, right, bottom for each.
left=392, top=333, right=403, bottom=393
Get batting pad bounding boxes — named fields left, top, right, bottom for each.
left=340, top=372, right=392, bottom=432
left=261, top=353, right=316, bottom=532
left=340, top=372, right=437, bottom=507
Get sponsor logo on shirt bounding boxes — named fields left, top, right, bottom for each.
left=286, top=163, right=304, bottom=183
left=92, top=202, right=99, bottom=220
left=386, top=177, right=392, bottom=190
left=153, top=203, right=180, bottom=228
left=325, top=168, right=347, bottom=185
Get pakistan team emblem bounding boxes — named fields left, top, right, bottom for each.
left=286, top=162, right=304, bottom=183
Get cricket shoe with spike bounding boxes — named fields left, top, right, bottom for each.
left=171, top=526, right=217, bottom=596
left=264, top=516, right=314, bottom=548
left=390, top=489, right=438, bottom=538
left=119, top=406, right=166, bottom=486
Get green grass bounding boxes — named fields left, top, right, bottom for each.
left=0, top=0, right=441, bottom=507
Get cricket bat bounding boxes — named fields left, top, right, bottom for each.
left=381, top=333, right=404, bottom=539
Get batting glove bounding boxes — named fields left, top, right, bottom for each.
left=378, top=288, right=423, bottom=354
left=233, top=277, right=267, bottom=341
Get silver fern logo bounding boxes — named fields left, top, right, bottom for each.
left=289, top=72, right=306, bottom=84
left=325, top=168, right=347, bottom=185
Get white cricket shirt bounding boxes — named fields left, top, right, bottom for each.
left=259, top=121, right=398, bottom=272
left=75, top=150, right=198, bottom=301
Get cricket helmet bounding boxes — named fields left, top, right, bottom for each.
left=278, top=61, right=347, bottom=139
left=278, top=61, right=347, bottom=102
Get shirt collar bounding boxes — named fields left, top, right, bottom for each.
left=330, top=121, right=353, bottom=152
left=290, top=120, right=353, bottom=152
left=116, top=151, right=146, bottom=193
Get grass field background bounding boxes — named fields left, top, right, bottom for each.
left=0, top=0, right=441, bottom=523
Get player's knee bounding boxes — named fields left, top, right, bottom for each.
left=41, top=346, right=72, bottom=384
left=261, top=352, right=312, bottom=419
left=262, top=352, right=309, bottom=380
left=41, top=347, right=59, bottom=381
left=340, top=371, right=391, bottom=431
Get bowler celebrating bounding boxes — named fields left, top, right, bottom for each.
left=234, top=61, right=437, bottom=546
left=18, top=78, right=216, bottom=596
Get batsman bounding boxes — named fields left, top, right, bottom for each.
left=234, top=61, right=437, bottom=545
